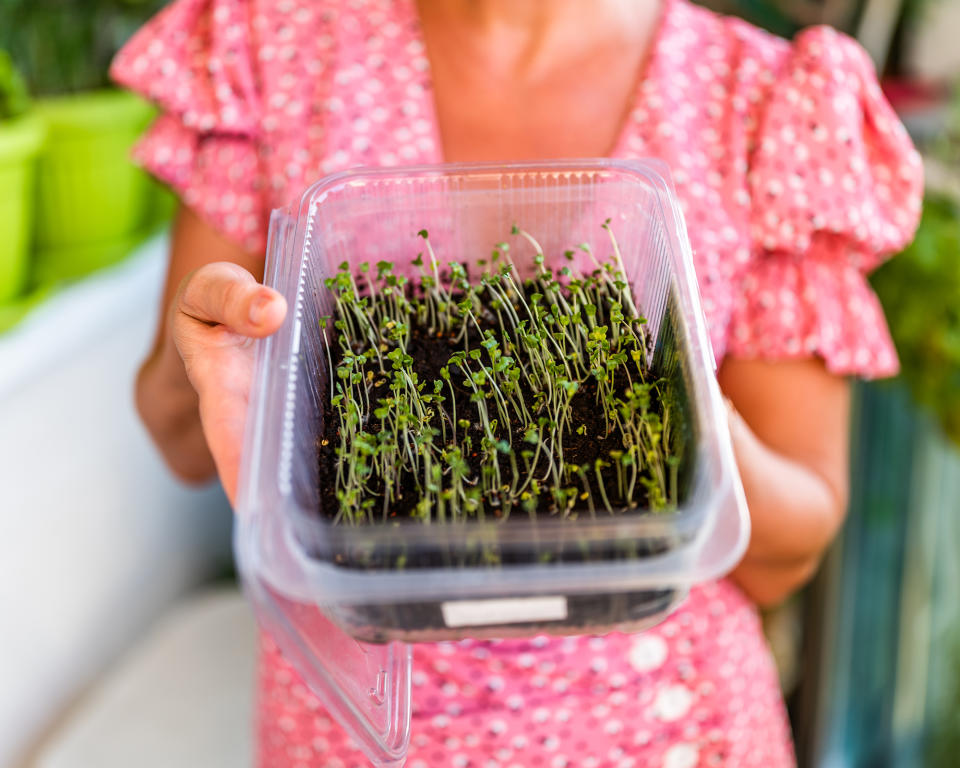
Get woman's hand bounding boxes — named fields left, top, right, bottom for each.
left=719, top=358, right=851, bottom=607
left=135, top=207, right=284, bottom=504
left=170, top=263, right=286, bottom=503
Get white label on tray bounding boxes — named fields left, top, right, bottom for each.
left=441, top=596, right=568, bottom=628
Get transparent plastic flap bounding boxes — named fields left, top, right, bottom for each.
left=242, top=566, right=411, bottom=767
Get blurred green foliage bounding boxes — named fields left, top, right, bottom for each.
left=0, top=0, right=168, bottom=95
left=703, top=0, right=804, bottom=37
left=0, top=49, right=29, bottom=119
left=872, top=193, right=960, bottom=446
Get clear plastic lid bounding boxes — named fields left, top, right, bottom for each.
left=236, top=159, right=749, bottom=766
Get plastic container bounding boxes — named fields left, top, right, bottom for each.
left=236, top=159, right=750, bottom=767
left=32, top=90, right=155, bottom=283
left=0, top=113, right=45, bottom=303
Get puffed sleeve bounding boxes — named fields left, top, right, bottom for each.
left=727, top=26, right=923, bottom=378
left=110, top=0, right=267, bottom=252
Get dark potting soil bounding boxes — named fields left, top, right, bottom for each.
left=318, top=329, right=646, bottom=508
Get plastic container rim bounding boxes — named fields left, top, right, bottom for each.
left=236, top=158, right=746, bottom=602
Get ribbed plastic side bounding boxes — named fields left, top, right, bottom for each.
left=238, top=210, right=413, bottom=768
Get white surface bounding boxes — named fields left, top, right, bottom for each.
left=0, top=237, right=234, bottom=766
left=0, top=237, right=164, bottom=399
left=36, top=589, right=256, bottom=768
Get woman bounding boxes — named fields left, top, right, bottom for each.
left=112, top=0, right=922, bottom=764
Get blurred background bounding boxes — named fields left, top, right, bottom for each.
left=0, top=1, right=957, bottom=767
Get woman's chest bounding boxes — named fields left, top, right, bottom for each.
left=426, top=75, right=633, bottom=163
left=412, top=0, right=659, bottom=162
left=421, top=45, right=646, bottom=163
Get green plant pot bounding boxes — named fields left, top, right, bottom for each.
left=150, top=176, right=179, bottom=228
left=0, top=113, right=45, bottom=303
left=32, top=90, right=155, bottom=283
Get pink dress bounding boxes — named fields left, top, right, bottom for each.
left=112, top=1, right=922, bottom=765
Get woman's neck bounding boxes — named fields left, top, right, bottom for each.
left=448, top=0, right=594, bottom=30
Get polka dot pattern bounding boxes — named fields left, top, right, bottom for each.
left=257, top=581, right=795, bottom=767
left=111, top=0, right=923, bottom=765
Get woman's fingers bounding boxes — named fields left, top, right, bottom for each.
left=171, top=262, right=288, bottom=504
